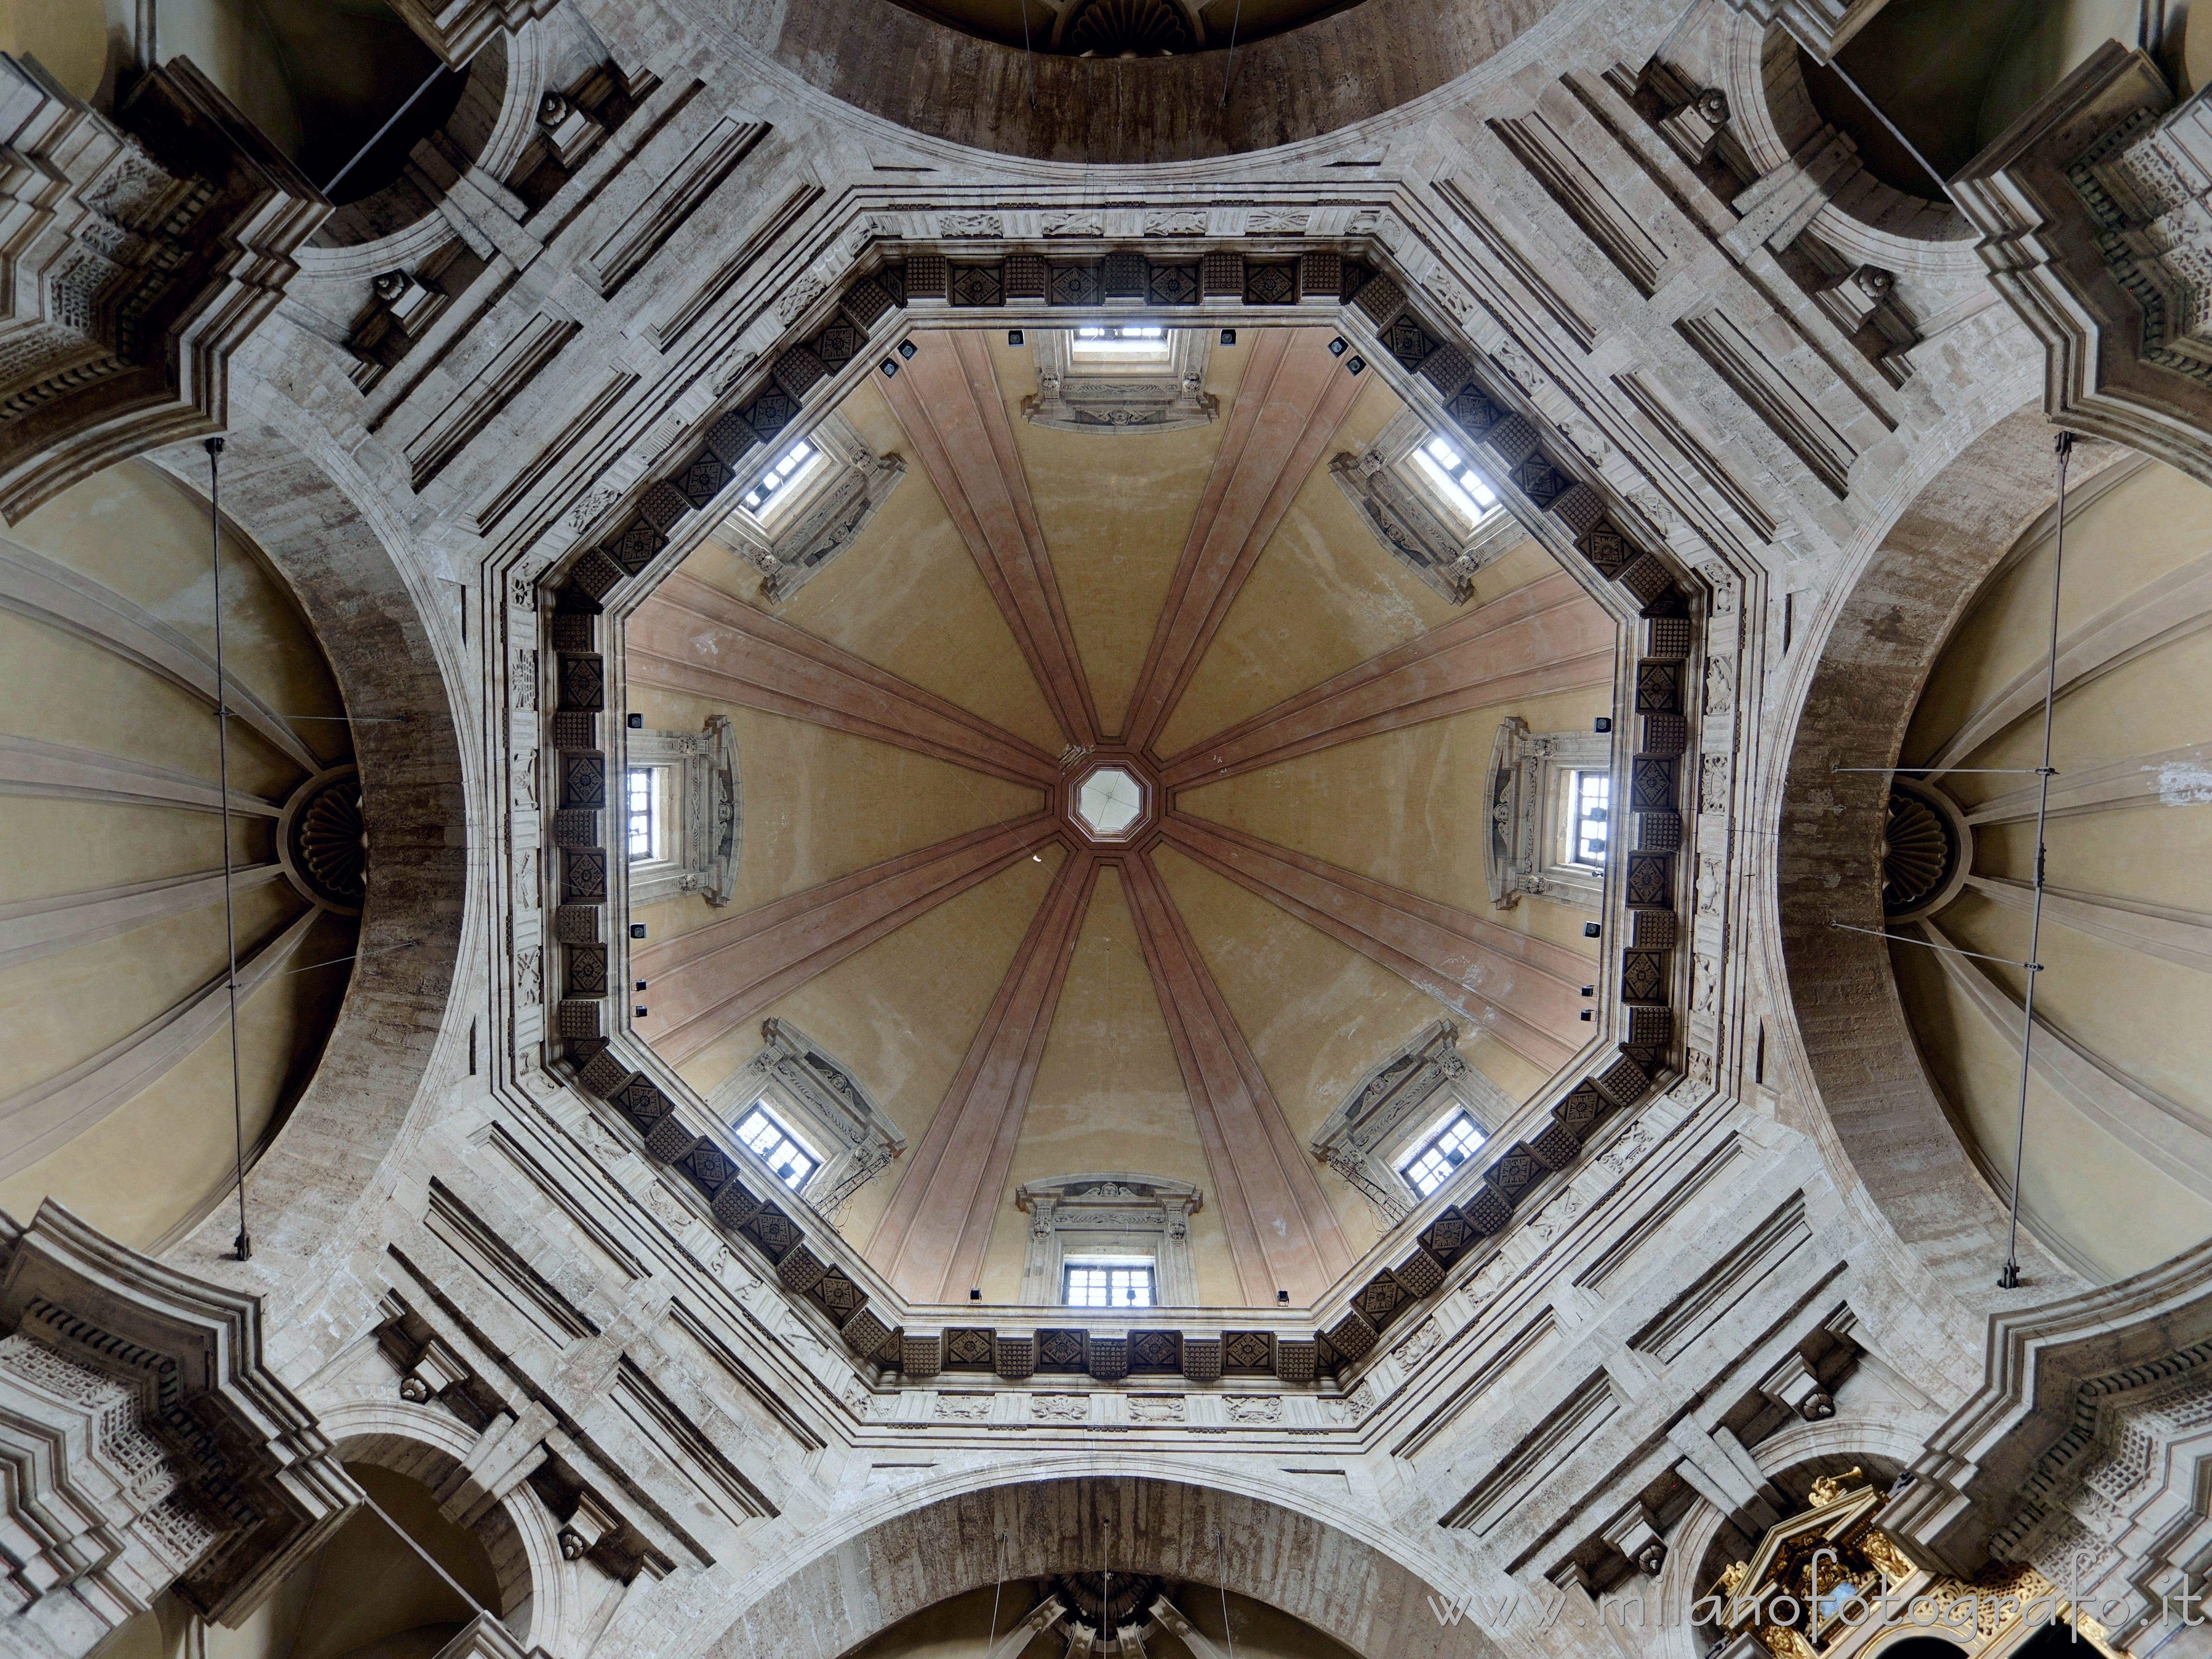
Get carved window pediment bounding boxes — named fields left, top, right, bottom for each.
left=1022, top=328, right=1218, bottom=433
left=707, top=1018, right=904, bottom=1221
left=625, top=717, right=740, bottom=907
left=1487, top=715, right=1610, bottom=912
left=1014, top=1173, right=1202, bottom=1305
left=718, top=412, right=907, bottom=603
left=1330, top=409, right=1526, bottom=603
left=1310, top=1021, right=1515, bottom=1221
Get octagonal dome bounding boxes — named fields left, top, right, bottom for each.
left=616, top=324, right=1622, bottom=1308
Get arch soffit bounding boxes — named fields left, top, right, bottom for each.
left=1772, top=405, right=2128, bottom=1343
left=701, top=1473, right=1497, bottom=1659
left=317, top=1400, right=588, bottom=1653
left=621, top=0, right=1575, bottom=167
left=144, top=416, right=473, bottom=1361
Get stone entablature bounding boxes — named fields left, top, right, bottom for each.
left=0, top=1203, right=355, bottom=1658
left=0, top=55, right=326, bottom=521
left=1957, top=42, right=2212, bottom=488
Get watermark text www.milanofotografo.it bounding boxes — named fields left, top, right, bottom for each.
left=1425, top=1578, right=2193, bottom=1635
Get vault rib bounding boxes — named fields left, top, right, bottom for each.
left=868, top=850, right=1102, bottom=1301
left=1122, top=328, right=1367, bottom=755
left=633, top=815, right=1063, bottom=1067
left=1156, top=568, right=1616, bottom=787
left=632, top=571, right=1061, bottom=788
left=1159, top=815, right=1589, bottom=1076
left=876, top=329, right=1101, bottom=748
left=1120, top=848, right=1354, bottom=1305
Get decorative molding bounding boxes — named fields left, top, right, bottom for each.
left=1120, top=327, right=1364, bottom=752
left=1022, top=328, right=1216, bottom=433
left=1912, top=915, right=2212, bottom=1205
left=630, top=572, right=1058, bottom=788
left=877, top=329, right=1102, bottom=747
left=716, top=413, right=907, bottom=603
left=1119, top=852, right=1354, bottom=1305
left=1014, top=1175, right=1203, bottom=1306
left=869, top=854, right=1101, bottom=1301
left=1962, top=874, right=2212, bottom=974
left=0, top=536, right=325, bottom=774
left=1954, top=45, right=2212, bottom=486
left=1962, top=740, right=2212, bottom=824
left=633, top=815, right=1061, bottom=1065
left=0, top=1201, right=356, bottom=1651
left=1310, top=1022, right=1515, bottom=1224
left=0, top=56, right=327, bottom=521
left=1923, top=545, right=2212, bottom=773
left=1328, top=408, right=1524, bottom=603
left=707, top=1018, right=905, bottom=1219
left=1165, top=814, right=1589, bottom=1075
left=1158, top=570, right=1614, bottom=789
left=0, top=909, right=317, bottom=1181
left=625, top=718, right=741, bottom=908
left=0, top=734, right=282, bottom=818
left=1485, top=716, right=1613, bottom=912
left=0, top=865, right=283, bottom=972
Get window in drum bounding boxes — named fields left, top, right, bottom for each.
left=1413, top=433, right=1499, bottom=526
left=1070, top=324, right=1171, bottom=365
left=1566, top=769, right=1611, bottom=869
left=1063, top=1259, right=1156, bottom=1308
left=625, top=767, right=660, bottom=862
left=1400, top=1111, right=1486, bottom=1198
left=734, top=1104, right=818, bottom=1191
left=739, top=439, right=820, bottom=516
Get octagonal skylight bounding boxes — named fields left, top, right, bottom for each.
left=1075, top=766, right=1144, bottom=838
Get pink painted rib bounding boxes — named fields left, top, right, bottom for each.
left=877, top=329, right=1100, bottom=747
left=1160, top=569, right=1616, bottom=787
left=635, top=816, right=1063, bottom=1066
left=870, top=852, right=1101, bottom=1300
left=1160, top=815, right=1589, bottom=1076
left=631, top=571, right=1059, bottom=788
left=1122, top=327, right=1367, bottom=753
left=1121, top=850, right=1355, bottom=1304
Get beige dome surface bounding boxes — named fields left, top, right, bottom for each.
left=624, top=326, right=1616, bottom=1307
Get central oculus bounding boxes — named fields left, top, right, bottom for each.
left=1063, top=754, right=1157, bottom=846
left=1076, top=767, right=1143, bottom=836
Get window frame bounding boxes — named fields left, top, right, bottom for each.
left=1410, top=432, right=1501, bottom=529
left=1397, top=1107, right=1489, bottom=1199
left=732, top=1100, right=822, bottom=1193
left=703, top=1018, right=907, bottom=1219
left=1068, top=323, right=1173, bottom=367
left=1061, top=1255, right=1159, bottom=1309
left=736, top=436, right=824, bottom=522
left=624, top=764, right=667, bottom=866
left=1562, top=767, right=1613, bottom=873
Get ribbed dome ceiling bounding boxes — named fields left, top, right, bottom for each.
left=622, top=326, right=1616, bottom=1308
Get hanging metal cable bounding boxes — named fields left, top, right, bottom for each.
left=207, top=437, right=252, bottom=1262
left=1215, top=1530, right=1236, bottom=1659
left=1218, top=0, right=1245, bottom=107
left=1018, top=0, right=1039, bottom=111
left=1998, top=430, right=2073, bottom=1290
left=985, top=1529, right=1006, bottom=1659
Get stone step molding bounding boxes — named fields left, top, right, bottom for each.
left=0, top=1202, right=355, bottom=1659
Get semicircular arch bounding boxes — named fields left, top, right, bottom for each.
left=701, top=1471, right=1502, bottom=1659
